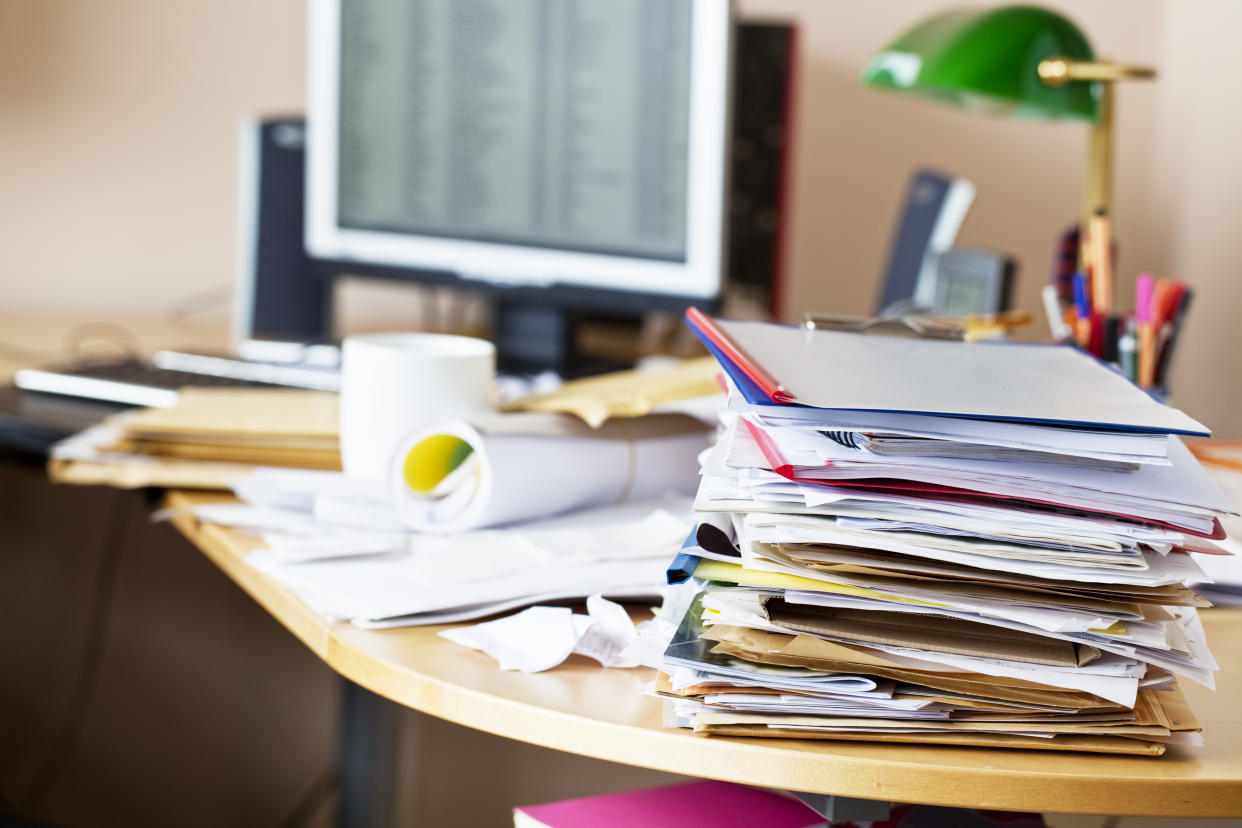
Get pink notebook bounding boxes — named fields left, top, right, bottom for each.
left=513, top=780, right=825, bottom=828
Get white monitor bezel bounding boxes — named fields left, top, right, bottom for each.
left=306, top=0, right=732, bottom=300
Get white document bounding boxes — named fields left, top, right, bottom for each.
left=1191, top=537, right=1242, bottom=605
left=735, top=396, right=1172, bottom=464
left=439, top=606, right=592, bottom=673
left=721, top=421, right=1229, bottom=534
left=573, top=594, right=643, bottom=668
left=245, top=497, right=692, bottom=624
left=745, top=424, right=1235, bottom=522
left=260, top=530, right=409, bottom=562
left=438, top=595, right=642, bottom=672
left=356, top=585, right=661, bottom=629
left=233, top=467, right=388, bottom=510
left=739, top=513, right=1208, bottom=585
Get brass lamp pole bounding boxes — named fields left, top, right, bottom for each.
left=1037, top=59, right=1157, bottom=267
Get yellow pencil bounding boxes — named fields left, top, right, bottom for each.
left=1089, top=212, right=1113, bottom=314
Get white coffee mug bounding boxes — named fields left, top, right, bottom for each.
left=340, top=332, right=496, bottom=483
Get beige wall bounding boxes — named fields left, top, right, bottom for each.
left=1, top=0, right=1239, bottom=432
left=0, top=0, right=307, bottom=314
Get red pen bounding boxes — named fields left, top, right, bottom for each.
left=1088, top=311, right=1105, bottom=357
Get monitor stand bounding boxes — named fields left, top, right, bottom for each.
left=492, top=301, right=634, bottom=378
left=493, top=302, right=572, bottom=376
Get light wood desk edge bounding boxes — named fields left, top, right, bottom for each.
left=164, top=490, right=1242, bottom=818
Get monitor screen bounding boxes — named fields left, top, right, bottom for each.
left=307, top=0, right=732, bottom=300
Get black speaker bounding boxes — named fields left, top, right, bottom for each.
left=727, top=21, right=797, bottom=318
left=234, top=118, right=332, bottom=345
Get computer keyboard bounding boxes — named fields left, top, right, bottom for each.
left=151, top=350, right=340, bottom=391
left=15, top=351, right=340, bottom=409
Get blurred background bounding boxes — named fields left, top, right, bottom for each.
left=3, top=0, right=1240, bottom=432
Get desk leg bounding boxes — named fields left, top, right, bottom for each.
left=791, top=792, right=891, bottom=823
left=339, top=679, right=400, bottom=828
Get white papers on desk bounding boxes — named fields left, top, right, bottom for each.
left=734, top=398, right=1173, bottom=466
left=1192, top=537, right=1242, bottom=607
left=697, top=422, right=1222, bottom=548
left=439, top=594, right=642, bottom=672
left=1191, top=465, right=1242, bottom=606
left=743, top=423, right=1234, bottom=530
left=713, top=416, right=1234, bottom=535
left=739, top=513, right=1206, bottom=586
left=183, top=463, right=696, bottom=626
left=242, top=494, right=692, bottom=626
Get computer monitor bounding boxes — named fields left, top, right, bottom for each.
left=305, top=0, right=734, bottom=373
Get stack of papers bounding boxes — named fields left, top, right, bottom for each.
left=186, top=466, right=695, bottom=628
left=1190, top=453, right=1242, bottom=606
left=50, top=389, right=342, bottom=488
left=654, top=313, right=1237, bottom=755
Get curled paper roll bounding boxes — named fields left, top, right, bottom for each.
left=390, top=412, right=711, bottom=533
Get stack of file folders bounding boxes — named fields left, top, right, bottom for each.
left=658, top=310, right=1237, bottom=755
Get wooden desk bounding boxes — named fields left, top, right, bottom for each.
left=167, top=489, right=1242, bottom=819
left=6, top=316, right=1241, bottom=819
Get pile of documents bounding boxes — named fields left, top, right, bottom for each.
left=1188, top=443, right=1242, bottom=606
left=51, top=389, right=341, bottom=488
left=190, top=465, right=697, bottom=627
left=179, top=403, right=714, bottom=627
left=656, top=312, right=1236, bottom=755
left=49, top=357, right=723, bottom=491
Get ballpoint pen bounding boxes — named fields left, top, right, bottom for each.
left=1156, top=285, right=1193, bottom=387
left=1072, top=271, right=1092, bottom=349
left=1101, top=314, right=1120, bottom=363
left=1136, top=273, right=1155, bottom=388
left=1089, top=211, right=1114, bottom=314
left=1118, top=318, right=1137, bottom=381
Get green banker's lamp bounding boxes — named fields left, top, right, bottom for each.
left=860, top=5, right=1154, bottom=266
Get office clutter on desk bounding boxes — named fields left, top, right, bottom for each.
left=175, top=401, right=710, bottom=628
left=804, top=311, right=1032, bottom=343
left=655, top=312, right=1236, bottom=755
left=45, top=354, right=727, bottom=625
left=339, top=332, right=495, bottom=483
left=48, top=389, right=342, bottom=488
left=1043, top=216, right=1195, bottom=392
left=189, top=465, right=695, bottom=627
left=45, top=355, right=724, bottom=490
left=391, top=412, right=710, bottom=533
left=440, top=594, right=645, bottom=673
left=503, top=355, right=722, bottom=427
left=1188, top=443, right=1242, bottom=606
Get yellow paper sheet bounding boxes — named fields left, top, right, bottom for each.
left=505, top=356, right=721, bottom=427
left=692, top=559, right=947, bottom=607
left=122, top=389, right=339, bottom=442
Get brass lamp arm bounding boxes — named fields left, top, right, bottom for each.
left=1035, top=58, right=1156, bottom=269
left=1038, top=58, right=1157, bottom=86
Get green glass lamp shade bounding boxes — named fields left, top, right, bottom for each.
left=861, top=5, right=1097, bottom=121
